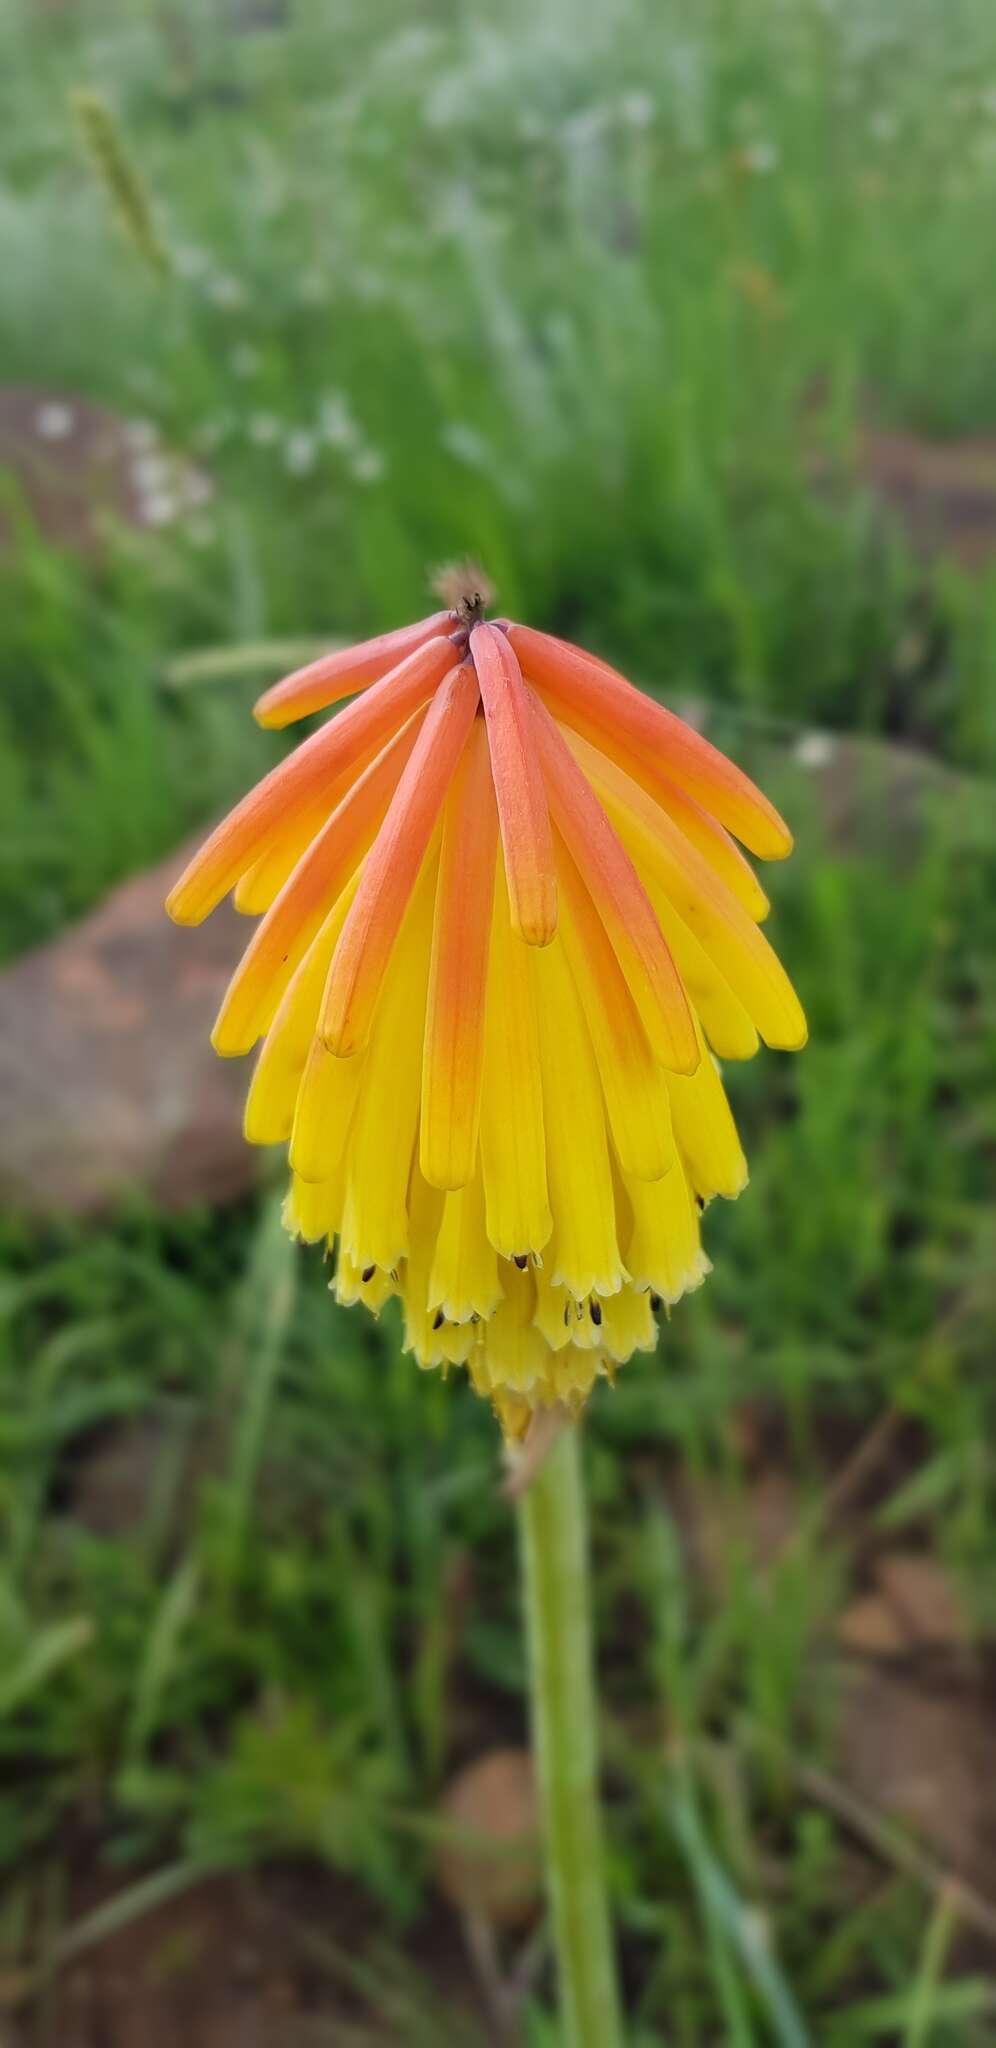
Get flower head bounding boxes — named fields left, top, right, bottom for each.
left=167, top=579, right=805, bottom=1437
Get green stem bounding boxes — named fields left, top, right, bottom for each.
left=518, top=1421, right=625, bottom=2048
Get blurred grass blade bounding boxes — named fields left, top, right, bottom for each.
left=225, top=1191, right=299, bottom=1568
left=164, top=641, right=332, bottom=691
left=124, top=1553, right=201, bottom=1766
left=669, top=1778, right=811, bottom=2048
left=52, top=1858, right=225, bottom=1966
left=903, top=1880, right=960, bottom=2048
left=0, top=1616, right=94, bottom=1718
left=835, top=1981, right=994, bottom=2041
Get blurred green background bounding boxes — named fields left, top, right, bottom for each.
left=1, top=2, right=996, bottom=2041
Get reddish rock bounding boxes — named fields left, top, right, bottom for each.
left=0, top=837, right=253, bottom=1216
left=436, top=1749, right=541, bottom=1929
left=0, top=386, right=209, bottom=558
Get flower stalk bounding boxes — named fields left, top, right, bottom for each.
left=518, top=1421, right=625, bottom=2048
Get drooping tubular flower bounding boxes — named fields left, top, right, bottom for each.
left=167, top=570, right=806, bottom=1438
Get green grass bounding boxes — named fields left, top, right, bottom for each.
left=1, top=0, right=996, bottom=2039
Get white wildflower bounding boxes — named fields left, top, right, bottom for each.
left=284, top=430, right=318, bottom=477
left=318, top=392, right=360, bottom=450
left=351, top=447, right=386, bottom=484
left=208, top=272, right=248, bottom=311
left=619, top=91, right=654, bottom=130
left=743, top=138, right=779, bottom=174
left=123, top=418, right=159, bottom=452
left=35, top=402, right=74, bottom=440
left=442, top=422, right=492, bottom=470
left=248, top=412, right=280, bottom=447
left=132, top=452, right=170, bottom=496
left=139, top=490, right=179, bottom=527
left=795, top=730, right=835, bottom=770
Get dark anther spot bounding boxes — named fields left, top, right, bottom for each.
left=590, top=1299, right=602, bottom=1326
left=361, top=1264, right=375, bottom=1283
left=512, top=1253, right=528, bottom=1270
left=649, top=1292, right=661, bottom=1313
left=433, top=1308, right=446, bottom=1331
left=563, top=1304, right=571, bottom=1327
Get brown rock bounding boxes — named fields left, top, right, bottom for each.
left=436, top=1749, right=541, bottom=1929
left=838, top=1667, right=996, bottom=1893
left=857, top=425, right=996, bottom=575
left=0, top=837, right=253, bottom=1215
left=836, top=1593, right=911, bottom=1658
left=873, top=1551, right=967, bottom=1650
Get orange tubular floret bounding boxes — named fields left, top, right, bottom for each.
left=568, top=730, right=808, bottom=1051
left=555, top=837, right=675, bottom=1182
left=320, top=662, right=480, bottom=1057
left=529, top=694, right=699, bottom=1076
left=469, top=622, right=557, bottom=946
left=211, top=709, right=429, bottom=1056
left=254, top=610, right=456, bottom=729
left=420, top=719, right=499, bottom=1192
left=507, top=623, right=793, bottom=861
left=627, top=775, right=768, bottom=920
left=499, top=639, right=768, bottom=916
left=165, top=635, right=456, bottom=926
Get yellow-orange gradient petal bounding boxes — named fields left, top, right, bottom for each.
left=470, top=622, right=556, bottom=946
left=668, top=1024, right=748, bottom=1203
left=638, top=779, right=769, bottom=921
left=212, top=710, right=427, bottom=1056
left=479, top=865, right=552, bottom=1262
left=254, top=610, right=454, bottom=729
left=320, top=661, right=479, bottom=1058
left=569, top=731, right=808, bottom=1051
left=289, top=1033, right=365, bottom=1185
left=555, top=837, right=675, bottom=1181
left=242, top=866, right=363, bottom=1145
left=530, top=695, right=699, bottom=1077
left=420, top=719, right=499, bottom=1192
left=533, top=930, right=624, bottom=1302
left=338, top=858, right=436, bottom=1276
left=508, top=623, right=792, bottom=861
left=231, top=797, right=350, bottom=917
left=166, top=635, right=456, bottom=926
left=639, top=876, right=760, bottom=1062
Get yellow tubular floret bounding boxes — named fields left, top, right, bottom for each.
left=338, top=854, right=436, bottom=1277
left=667, top=1023, right=748, bottom=1203
left=243, top=867, right=363, bottom=1144
left=429, top=1174, right=503, bottom=1325
left=556, top=836, right=676, bottom=1181
left=533, top=929, right=624, bottom=1301
left=624, top=1158, right=710, bottom=1305
left=284, top=1171, right=343, bottom=1245
left=479, top=864, right=552, bottom=1261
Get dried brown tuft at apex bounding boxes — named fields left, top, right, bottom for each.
left=431, top=558, right=495, bottom=627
